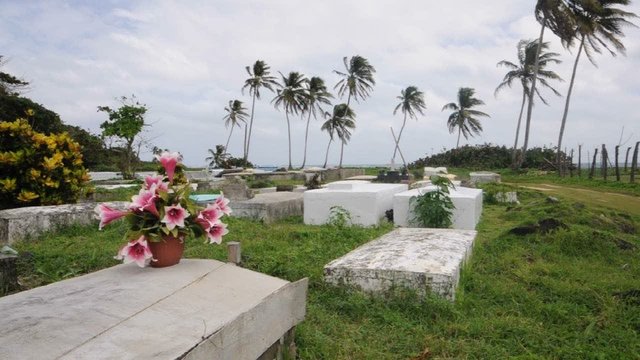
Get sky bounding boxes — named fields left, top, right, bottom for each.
left=1, top=0, right=639, bottom=168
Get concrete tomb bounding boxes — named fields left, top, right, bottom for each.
left=304, top=181, right=408, bottom=226
left=0, top=202, right=128, bottom=245
left=423, top=167, right=448, bottom=177
left=393, top=186, right=482, bottom=230
left=324, top=228, right=477, bottom=301
left=0, top=259, right=308, bottom=360
left=231, top=192, right=303, bottom=223
left=469, top=171, right=501, bottom=185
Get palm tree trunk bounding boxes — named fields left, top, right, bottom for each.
left=225, top=126, right=234, bottom=153
left=244, top=93, right=257, bottom=162
left=301, top=111, right=312, bottom=168
left=556, top=35, right=585, bottom=176
left=511, top=89, right=527, bottom=168
left=519, top=20, right=547, bottom=168
left=338, top=94, right=352, bottom=169
left=323, top=138, right=332, bottom=168
left=392, top=113, right=408, bottom=161
left=286, top=112, right=292, bottom=170
left=339, top=140, right=345, bottom=168
left=456, top=127, right=461, bottom=148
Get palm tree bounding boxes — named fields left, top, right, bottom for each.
left=241, top=60, right=278, bottom=162
left=333, top=55, right=375, bottom=167
left=555, top=0, right=637, bottom=173
left=392, top=86, right=426, bottom=166
left=322, top=104, right=356, bottom=168
left=205, top=145, right=229, bottom=169
left=520, top=0, right=575, bottom=168
left=496, top=39, right=563, bottom=167
left=320, top=110, right=335, bottom=168
left=442, top=88, right=490, bottom=148
left=222, top=100, right=248, bottom=153
left=272, top=71, right=309, bottom=170
left=301, top=76, right=333, bottom=168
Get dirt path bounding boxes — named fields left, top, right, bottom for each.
left=510, top=183, right=640, bottom=216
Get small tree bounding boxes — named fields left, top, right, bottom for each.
left=410, top=176, right=455, bottom=228
left=98, top=96, right=147, bottom=179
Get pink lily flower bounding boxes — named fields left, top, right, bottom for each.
left=205, top=220, right=228, bottom=244
left=156, top=151, right=181, bottom=182
left=129, top=188, right=159, bottom=216
left=162, top=204, right=189, bottom=230
left=199, top=204, right=223, bottom=223
left=115, top=236, right=153, bottom=267
left=144, top=175, right=169, bottom=193
left=95, top=203, right=129, bottom=230
left=214, top=195, right=232, bottom=215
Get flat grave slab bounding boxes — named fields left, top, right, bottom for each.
left=0, top=202, right=128, bottom=245
left=230, top=192, right=303, bottom=223
left=304, top=182, right=407, bottom=226
left=393, top=186, right=483, bottom=230
left=424, top=167, right=448, bottom=177
left=324, top=228, right=477, bottom=301
left=0, top=259, right=308, bottom=360
left=470, top=171, right=501, bottom=185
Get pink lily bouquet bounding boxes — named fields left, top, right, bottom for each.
left=95, top=151, right=231, bottom=267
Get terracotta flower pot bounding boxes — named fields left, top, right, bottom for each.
left=148, top=236, right=185, bottom=268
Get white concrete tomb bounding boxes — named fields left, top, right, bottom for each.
left=304, top=181, right=407, bottom=226
left=423, top=167, right=448, bottom=177
left=324, top=228, right=477, bottom=301
left=393, top=186, right=483, bottom=230
left=0, top=259, right=308, bottom=360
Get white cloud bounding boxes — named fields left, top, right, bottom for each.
left=1, top=0, right=639, bottom=167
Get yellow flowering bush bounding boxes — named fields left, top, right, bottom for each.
left=0, top=118, right=89, bottom=209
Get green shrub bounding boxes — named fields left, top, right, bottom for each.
left=243, top=175, right=275, bottom=189
left=410, top=176, right=455, bottom=228
left=0, top=118, right=89, bottom=209
left=409, top=144, right=565, bottom=170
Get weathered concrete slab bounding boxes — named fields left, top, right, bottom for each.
left=393, top=186, right=483, bottom=230
left=469, top=171, right=501, bottom=185
left=0, top=259, right=308, bottom=360
left=231, top=192, right=303, bottom=223
left=304, top=182, right=407, bottom=226
left=0, top=202, right=128, bottom=245
left=346, top=175, right=377, bottom=181
left=324, top=228, right=476, bottom=300
left=424, top=167, right=448, bottom=177
left=219, top=179, right=254, bottom=200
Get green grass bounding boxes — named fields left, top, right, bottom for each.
left=500, top=169, right=640, bottom=197
left=8, top=186, right=640, bottom=358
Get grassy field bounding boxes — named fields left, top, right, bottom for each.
left=6, top=180, right=640, bottom=359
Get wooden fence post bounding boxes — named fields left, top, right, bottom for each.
left=578, top=145, right=582, bottom=177
left=615, top=145, right=620, bottom=181
left=631, top=141, right=639, bottom=184
left=589, top=148, right=598, bottom=180
left=227, top=242, right=241, bottom=265
left=569, top=149, right=574, bottom=177
left=625, top=146, right=631, bottom=172
left=601, top=144, right=608, bottom=181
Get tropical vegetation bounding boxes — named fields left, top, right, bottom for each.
left=495, top=39, right=563, bottom=167
left=241, top=60, right=278, bottom=163
left=272, top=71, right=309, bottom=170
left=222, top=99, right=248, bottom=152
left=97, top=96, right=148, bottom=179
left=0, top=117, right=89, bottom=209
left=392, top=86, right=426, bottom=168
left=442, top=87, right=490, bottom=148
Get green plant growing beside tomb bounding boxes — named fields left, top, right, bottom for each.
left=328, top=206, right=352, bottom=228
left=410, top=176, right=455, bottom=228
